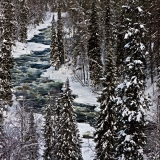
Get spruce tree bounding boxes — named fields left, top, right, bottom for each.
left=19, top=0, right=28, bottom=43
left=3, top=0, right=17, bottom=42
left=94, top=1, right=117, bottom=159
left=43, top=95, right=54, bottom=160
left=25, top=109, right=39, bottom=160
left=57, top=5, right=65, bottom=65
left=115, top=1, right=149, bottom=159
left=1, top=0, right=15, bottom=106
left=94, top=53, right=117, bottom=160
left=87, top=2, right=102, bottom=87
left=115, top=1, right=126, bottom=79
left=50, top=15, right=60, bottom=70
left=55, top=79, right=83, bottom=160
left=0, top=2, right=15, bottom=156
left=52, top=93, right=63, bottom=160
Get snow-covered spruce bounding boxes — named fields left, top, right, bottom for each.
left=115, top=1, right=149, bottom=159
left=55, top=78, right=83, bottom=160
left=25, top=109, right=39, bottom=159
left=18, top=0, right=28, bottom=43
left=43, top=95, right=54, bottom=160
left=50, top=15, right=60, bottom=70
left=94, top=1, right=117, bottom=159
left=57, top=6, right=65, bottom=66
left=94, top=53, right=117, bottom=160
left=87, top=2, right=103, bottom=88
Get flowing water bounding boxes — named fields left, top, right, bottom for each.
left=12, top=26, right=97, bottom=125
left=12, top=27, right=63, bottom=112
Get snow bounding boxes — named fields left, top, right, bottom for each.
left=137, top=6, right=143, bottom=12
left=78, top=123, right=95, bottom=160
left=140, top=43, right=145, bottom=50
left=124, top=42, right=130, bottom=48
left=12, top=42, right=50, bottom=58
left=124, top=31, right=132, bottom=39
left=134, top=60, right=142, bottom=64
left=136, top=111, right=142, bottom=122
left=41, top=66, right=99, bottom=107
left=10, top=11, right=97, bottom=160
left=8, top=9, right=155, bottom=160
left=12, top=12, right=52, bottom=58
left=27, top=12, right=53, bottom=40
left=124, top=135, right=131, bottom=142
left=140, top=24, right=144, bottom=28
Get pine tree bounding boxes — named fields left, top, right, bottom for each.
left=115, top=1, right=149, bottom=159
left=87, top=2, right=102, bottom=87
left=57, top=5, right=65, bottom=65
left=50, top=15, right=60, bottom=70
left=43, top=95, right=54, bottom=160
left=55, top=79, right=83, bottom=160
left=18, top=0, right=28, bottom=43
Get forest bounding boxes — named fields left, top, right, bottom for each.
left=0, top=0, right=160, bottom=159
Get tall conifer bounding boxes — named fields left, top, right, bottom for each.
left=0, top=2, right=15, bottom=157
left=87, top=2, right=102, bottom=87
left=55, top=79, right=83, bottom=160
left=25, top=109, right=39, bottom=160
left=115, top=1, right=149, bottom=159
left=57, top=5, right=65, bottom=65
left=43, top=95, right=54, bottom=160
left=19, top=0, right=28, bottom=43
left=94, top=1, right=117, bottom=159
left=50, top=15, right=60, bottom=70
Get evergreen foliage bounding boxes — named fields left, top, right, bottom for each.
left=115, top=1, right=149, bottom=159
left=19, top=0, right=28, bottom=43
left=25, top=109, right=39, bottom=160
left=50, top=15, right=60, bottom=70
left=115, top=2, right=125, bottom=78
left=52, top=95, right=63, bottom=160
left=57, top=5, right=65, bottom=65
left=55, top=79, right=83, bottom=160
left=43, top=95, right=54, bottom=160
left=87, top=2, right=102, bottom=87
left=3, top=0, right=17, bottom=42
left=0, top=0, right=15, bottom=106
left=94, top=2, right=117, bottom=159
left=0, top=4, right=14, bottom=155
left=94, top=53, right=117, bottom=160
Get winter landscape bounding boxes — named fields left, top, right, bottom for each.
left=0, top=0, right=160, bottom=160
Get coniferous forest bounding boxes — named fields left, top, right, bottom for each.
left=0, top=0, right=160, bottom=159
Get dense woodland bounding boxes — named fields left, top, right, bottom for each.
left=0, top=0, right=160, bottom=159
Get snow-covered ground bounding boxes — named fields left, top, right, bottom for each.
left=42, top=66, right=99, bottom=106
left=11, top=12, right=97, bottom=160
